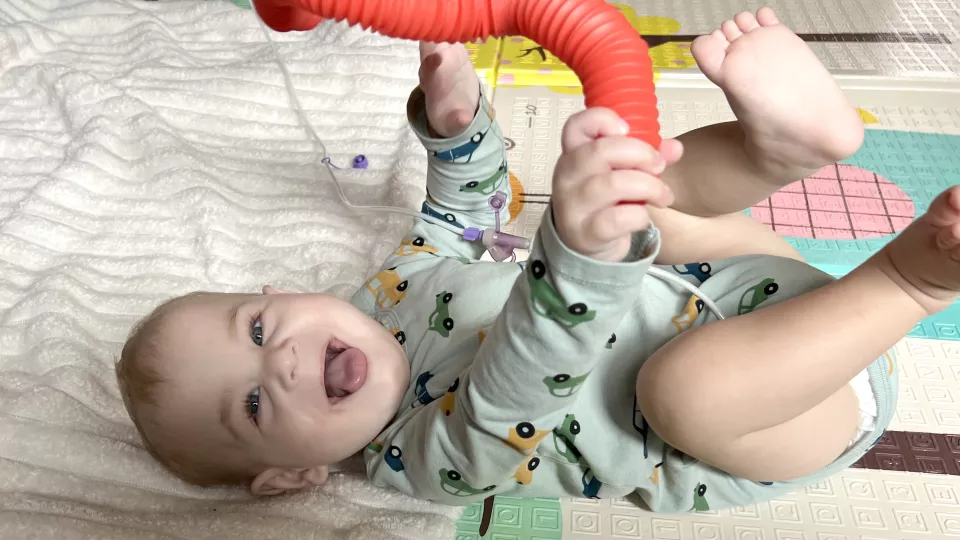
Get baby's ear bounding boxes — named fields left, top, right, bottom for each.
left=250, top=466, right=328, bottom=496
left=262, top=285, right=291, bottom=295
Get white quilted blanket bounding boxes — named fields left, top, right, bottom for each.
left=0, top=0, right=460, bottom=538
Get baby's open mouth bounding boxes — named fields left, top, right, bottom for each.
left=323, top=339, right=368, bottom=402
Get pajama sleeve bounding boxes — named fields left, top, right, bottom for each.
left=365, top=207, right=661, bottom=503
left=376, top=84, right=514, bottom=269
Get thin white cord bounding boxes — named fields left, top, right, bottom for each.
left=253, top=8, right=465, bottom=236
left=647, top=267, right=726, bottom=320
left=252, top=7, right=726, bottom=321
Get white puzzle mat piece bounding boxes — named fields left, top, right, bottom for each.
left=615, top=0, right=960, bottom=78
left=493, top=83, right=960, bottom=241
left=561, top=467, right=960, bottom=539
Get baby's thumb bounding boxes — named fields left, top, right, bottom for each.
left=561, top=108, right=630, bottom=153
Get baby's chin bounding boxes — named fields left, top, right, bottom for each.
left=337, top=336, right=409, bottom=414
left=316, top=382, right=408, bottom=464
left=362, top=347, right=410, bottom=408
left=362, top=324, right=411, bottom=390
left=327, top=305, right=410, bottom=430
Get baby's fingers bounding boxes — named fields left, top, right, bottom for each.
left=581, top=170, right=675, bottom=209
left=585, top=205, right=653, bottom=245
left=555, top=137, right=665, bottom=194
left=561, top=108, right=629, bottom=153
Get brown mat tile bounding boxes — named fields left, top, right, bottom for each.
left=852, top=431, right=960, bottom=475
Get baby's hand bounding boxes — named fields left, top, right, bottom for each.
left=552, top=108, right=677, bottom=262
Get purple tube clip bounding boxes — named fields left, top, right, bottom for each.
left=463, top=227, right=482, bottom=241
left=489, top=230, right=528, bottom=250
left=489, top=192, right=507, bottom=211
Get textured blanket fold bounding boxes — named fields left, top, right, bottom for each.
left=0, top=0, right=459, bottom=537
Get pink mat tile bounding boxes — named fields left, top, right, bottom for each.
left=840, top=181, right=881, bottom=198
left=845, top=197, right=888, bottom=215
left=752, top=164, right=916, bottom=240
left=772, top=208, right=812, bottom=227
left=776, top=225, right=813, bottom=237
left=837, top=164, right=878, bottom=182
left=810, top=210, right=851, bottom=229
left=886, top=200, right=916, bottom=217
left=780, top=181, right=804, bottom=193
left=770, top=192, right=808, bottom=209
left=890, top=216, right=914, bottom=230
left=807, top=194, right=846, bottom=212
left=749, top=206, right=772, bottom=223
left=809, top=165, right=838, bottom=179
left=850, top=214, right=894, bottom=234
left=804, top=178, right=843, bottom=196
left=880, top=183, right=911, bottom=200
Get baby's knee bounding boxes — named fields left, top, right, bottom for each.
left=636, top=366, right=862, bottom=482
left=634, top=361, right=713, bottom=454
left=634, top=355, right=752, bottom=462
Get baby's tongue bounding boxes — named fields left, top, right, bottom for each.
left=324, top=348, right=368, bottom=397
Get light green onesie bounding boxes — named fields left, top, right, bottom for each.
left=349, top=86, right=898, bottom=513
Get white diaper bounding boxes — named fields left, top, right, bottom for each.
left=849, top=368, right=878, bottom=446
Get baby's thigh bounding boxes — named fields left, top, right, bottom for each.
left=654, top=448, right=796, bottom=513
left=647, top=254, right=878, bottom=486
left=649, top=207, right=802, bottom=266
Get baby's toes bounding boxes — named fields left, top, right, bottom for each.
left=733, top=11, right=760, bottom=33
left=690, top=32, right=730, bottom=81
left=936, top=221, right=960, bottom=255
left=756, top=7, right=781, bottom=27
left=720, top=19, right=742, bottom=41
left=926, top=186, right=960, bottom=229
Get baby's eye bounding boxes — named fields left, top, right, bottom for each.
left=246, top=387, right=261, bottom=423
left=251, top=317, right=263, bottom=346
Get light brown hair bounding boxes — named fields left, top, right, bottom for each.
left=115, top=292, right=257, bottom=487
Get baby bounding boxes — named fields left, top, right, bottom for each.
left=117, top=8, right=960, bottom=512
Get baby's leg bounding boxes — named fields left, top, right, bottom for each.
left=648, top=8, right=863, bottom=263
left=650, top=209, right=804, bottom=265
left=636, top=186, right=960, bottom=482
left=665, top=7, right=863, bottom=216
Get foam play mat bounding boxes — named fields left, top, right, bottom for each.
left=457, top=0, right=960, bottom=538
left=3, top=0, right=960, bottom=539
left=493, top=84, right=960, bottom=342
left=465, top=0, right=960, bottom=89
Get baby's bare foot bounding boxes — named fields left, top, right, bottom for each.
left=419, top=42, right=480, bottom=138
left=880, top=186, right=960, bottom=315
left=691, top=8, right=864, bottom=177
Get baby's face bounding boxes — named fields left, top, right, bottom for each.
left=152, top=288, right=410, bottom=477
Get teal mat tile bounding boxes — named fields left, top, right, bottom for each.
left=774, top=129, right=960, bottom=267
left=456, top=497, right=562, bottom=540
left=753, top=128, right=960, bottom=340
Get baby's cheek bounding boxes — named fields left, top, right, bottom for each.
left=260, top=420, right=309, bottom=462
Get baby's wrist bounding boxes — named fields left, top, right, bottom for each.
left=552, top=212, right=630, bottom=263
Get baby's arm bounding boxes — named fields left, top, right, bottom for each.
left=364, top=108, right=668, bottom=503
left=378, top=85, right=513, bottom=269
left=365, top=205, right=660, bottom=502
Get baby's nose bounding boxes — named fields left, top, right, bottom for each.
left=266, top=339, right=299, bottom=388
